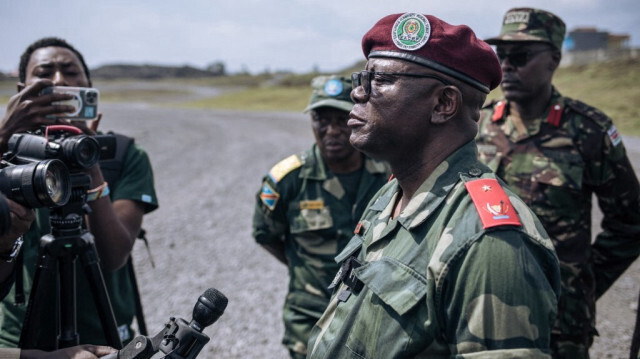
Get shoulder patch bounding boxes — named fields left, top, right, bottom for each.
left=465, top=178, right=522, bottom=229
left=607, top=125, right=623, bottom=147
left=259, top=181, right=280, bottom=210
left=268, top=154, right=302, bottom=183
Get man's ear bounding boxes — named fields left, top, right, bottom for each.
left=16, top=82, right=25, bottom=92
left=432, top=86, right=461, bottom=124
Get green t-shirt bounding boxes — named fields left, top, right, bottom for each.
left=0, top=140, right=158, bottom=349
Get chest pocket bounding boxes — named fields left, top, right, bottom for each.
left=289, top=200, right=334, bottom=233
left=531, top=152, right=584, bottom=190
left=354, top=257, right=427, bottom=316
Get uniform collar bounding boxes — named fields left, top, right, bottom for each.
left=298, top=144, right=329, bottom=180
left=492, top=87, right=563, bottom=140
left=369, top=141, right=484, bottom=231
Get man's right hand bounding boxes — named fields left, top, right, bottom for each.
left=0, top=79, right=75, bottom=153
left=0, top=199, right=34, bottom=254
left=20, top=345, right=117, bottom=359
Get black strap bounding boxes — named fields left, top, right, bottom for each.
left=14, top=249, right=24, bottom=305
left=99, top=132, right=134, bottom=186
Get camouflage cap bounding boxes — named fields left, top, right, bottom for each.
left=303, top=75, right=353, bottom=113
left=485, top=8, right=566, bottom=50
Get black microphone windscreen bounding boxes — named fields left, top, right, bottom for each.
left=192, top=288, right=228, bottom=330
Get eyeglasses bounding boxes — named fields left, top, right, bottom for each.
left=496, top=48, right=555, bottom=67
left=351, top=70, right=451, bottom=96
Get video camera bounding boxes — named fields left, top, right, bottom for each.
left=0, top=125, right=117, bottom=210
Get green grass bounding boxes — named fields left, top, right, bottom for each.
left=183, top=85, right=311, bottom=112
left=99, top=88, right=192, bottom=103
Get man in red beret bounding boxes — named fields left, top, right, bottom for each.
left=306, top=13, right=561, bottom=358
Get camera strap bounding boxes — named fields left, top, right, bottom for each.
left=97, top=132, right=152, bottom=335
left=14, top=250, right=24, bottom=305
left=99, top=132, right=134, bottom=186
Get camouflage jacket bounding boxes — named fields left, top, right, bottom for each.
left=307, top=141, right=560, bottom=358
left=252, top=144, right=389, bottom=353
left=476, top=88, right=640, bottom=338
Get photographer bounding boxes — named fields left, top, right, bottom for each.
left=0, top=37, right=159, bottom=348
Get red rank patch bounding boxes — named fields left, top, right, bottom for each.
left=354, top=222, right=363, bottom=235
left=465, top=178, right=522, bottom=229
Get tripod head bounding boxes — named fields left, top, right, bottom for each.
left=105, top=288, right=228, bottom=359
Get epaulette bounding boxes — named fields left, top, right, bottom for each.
left=564, top=97, right=611, bottom=129
left=465, top=178, right=522, bottom=229
left=490, top=100, right=506, bottom=122
left=563, top=97, right=623, bottom=146
left=268, top=154, right=303, bottom=184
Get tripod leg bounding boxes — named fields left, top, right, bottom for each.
left=19, top=250, right=58, bottom=349
left=58, top=256, right=79, bottom=348
left=79, top=238, right=123, bottom=349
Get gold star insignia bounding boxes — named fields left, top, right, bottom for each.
left=482, top=185, right=492, bottom=192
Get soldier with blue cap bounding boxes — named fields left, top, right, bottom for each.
left=252, top=75, right=389, bottom=359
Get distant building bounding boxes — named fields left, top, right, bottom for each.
left=565, top=27, right=631, bottom=51
left=562, top=27, right=635, bottom=66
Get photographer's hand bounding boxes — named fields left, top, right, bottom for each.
left=20, top=345, right=116, bottom=359
left=2, top=199, right=34, bottom=244
left=0, top=79, right=74, bottom=153
left=0, top=199, right=35, bottom=285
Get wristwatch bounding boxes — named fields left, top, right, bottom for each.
left=0, top=236, right=23, bottom=263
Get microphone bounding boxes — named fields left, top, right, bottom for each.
left=104, top=288, right=228, bottom=359
left=188, top=288, right=228, bottom=331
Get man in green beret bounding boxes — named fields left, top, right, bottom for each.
left=252, top=75, right=389, bottom=359
left=478, top=7, right=640, bottom=358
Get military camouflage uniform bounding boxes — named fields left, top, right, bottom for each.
left=307, top=141, right=561, bottom=358
left=476, top=88, right=640, bottom=356
left=252, top=144, right=389, bottom=358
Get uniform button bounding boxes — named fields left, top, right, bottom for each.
left=468, top=168, right=482, bottom=177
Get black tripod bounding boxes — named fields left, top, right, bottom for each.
left=19, top=173, right=123, bottom=350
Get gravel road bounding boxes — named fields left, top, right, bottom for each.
left=3, top=101, right=638, bottom=358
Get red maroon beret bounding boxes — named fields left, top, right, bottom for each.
left=362, top=13, right=502, bottom=93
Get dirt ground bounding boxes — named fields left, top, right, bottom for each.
left=1, top=100, right=637, bottom=358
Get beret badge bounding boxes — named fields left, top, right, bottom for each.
left=391, top=13, right=431, bottom=51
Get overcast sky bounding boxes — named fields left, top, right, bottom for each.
left=1, top=0, right=638, bottom=75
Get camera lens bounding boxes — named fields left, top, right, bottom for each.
left=84, top=90, right=98, bottom=105
left=61, top=135, right=100, bottom=169
left=45, top=167, right=64, bottom=203
left=0, top=195, right=11, bottom=237
left=0, top=159, right=71, bottom=208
